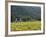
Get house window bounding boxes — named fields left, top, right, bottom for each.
left=15, top=17, right=21, bottom=22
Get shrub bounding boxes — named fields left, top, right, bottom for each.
left=11, top=16, right=15, bottom=22
left=21, top=16, right=31, bottom=21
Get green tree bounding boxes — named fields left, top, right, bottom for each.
left=21, top=16, right=31, bottom=21
left=11, top=16, right=15, bottom=22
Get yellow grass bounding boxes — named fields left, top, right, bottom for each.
left=11, top=21, right=41, bottom=31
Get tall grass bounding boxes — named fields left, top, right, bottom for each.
left=11, top=21, right=41, bottom=31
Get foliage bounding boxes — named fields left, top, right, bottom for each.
left=21, top=16, right=31, bottom=21
left=11, top=16, right=15, bottom=22
left=11, top=15, right=41, bottom=22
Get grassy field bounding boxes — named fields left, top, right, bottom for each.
left=11, top=21, right=41, bottom=31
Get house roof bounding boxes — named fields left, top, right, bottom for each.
left=16, top=16, right=21, bottom=18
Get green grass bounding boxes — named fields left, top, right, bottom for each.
left=11, top=21, right=41, bottom=31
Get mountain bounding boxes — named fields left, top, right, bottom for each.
left=11, top=6, right=41, bottom=19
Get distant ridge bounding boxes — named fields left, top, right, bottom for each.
left=11, top=6, right=41, bottom=19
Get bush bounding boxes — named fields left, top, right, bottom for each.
left=21, top=16, right=31, bottom=21
left=11, top=16, right=15, bottom=22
